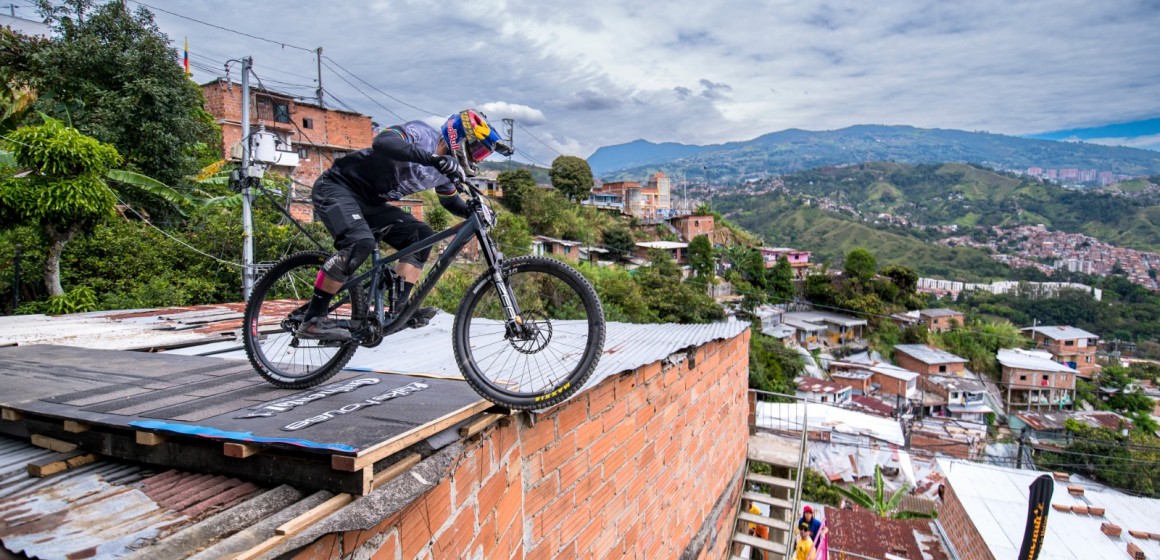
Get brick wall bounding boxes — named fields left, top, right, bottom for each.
left=873, top=373, right=909, bottom=397
left=291, top=330, right=751, bottom=559
left=937, top=479, right=994, bottom=560
left=894, top=353, right=965, bottom=376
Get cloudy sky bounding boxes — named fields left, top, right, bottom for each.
left=131, top=0, right=1160, bottom=163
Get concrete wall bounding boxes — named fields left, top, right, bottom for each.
left=290, top=331, right=751, bottom=559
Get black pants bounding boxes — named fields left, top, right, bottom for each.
left=311, top=175, right=434, bottom=270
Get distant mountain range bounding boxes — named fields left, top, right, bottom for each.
left=587, top=125, right=1160, bottom=181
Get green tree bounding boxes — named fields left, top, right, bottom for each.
left=0, top=28, right=46, bottom=133
left=0, top=118, right=119, bottom=296
left=498, top=168, right=535, bottom=213
left=769, top=256, right=795, bottom=301
left=687, top=234, right=714, bottom=278
left=492, top=211, right=532, bottom=256
left=636, top=249, right=723, bottom=323
left=548, top=155, right=593, bottom=202
left=881, top=264, right=919, bottom=295
left=30, top=0, right=218, bottom=187
left=1039, top=421, right=1160, bottom=497
left=843, top=247, right=877, bottom=284
left=748, top=332, right=803, bottom=393
left=426, top=203, right=450, bottom=232
left=601, top=226, right=635, bottom=261
left=833, top=465, right=937, bottom=520
left=900, top=324, right=929, bottom=344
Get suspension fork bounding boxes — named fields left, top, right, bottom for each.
left=477, top=230, right=526, bottom=335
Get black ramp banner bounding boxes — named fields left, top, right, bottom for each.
left=1018, top=474, right=1054, bottom=560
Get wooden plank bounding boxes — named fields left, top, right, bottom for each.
left=28, top=451, right=97, bottom=478
left=736, top=511, right=791, bottom=532
left=459, top=412, right=506, bottom=438
left=231, top=534, right=287, bottom=560
left=274, top=493, right=353, bottom=536
left=745, top=472, right=797, bottom=490
left=63, top=420, right=90, bottom=433
left=1, top=408, right=23, bottom=421
left=135, top=431, right=167, bottom=446
left=332, top=399, right=492, bottom=472
left=224, top=442, right=260, bottom=459
left=31, top=434, right=78, bottom=453
left=741, top=491, right=793, bottom=510
left=370, top=453, right=422, bottom=492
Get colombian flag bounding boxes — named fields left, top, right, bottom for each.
left=183, top=37, right=190, bottom=77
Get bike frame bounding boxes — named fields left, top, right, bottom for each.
left=339, top=183, right=523, bottom=341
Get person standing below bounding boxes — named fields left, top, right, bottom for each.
left=797, top=505, right=822, bottom=541
left=747, top=500, right=770, bottom=560
left=794, top=523, right=814, bottom=560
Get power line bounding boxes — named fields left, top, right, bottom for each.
left=128, top=0, right=314, bottom=53
left=321, top=55, right=441, bottom=119
left=319, top=60, right=404, bottom=121
left=515, top=122, right=563, bottom=157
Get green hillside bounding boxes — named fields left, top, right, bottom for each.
left=763, top=163, right=1160, bottom=251
left=718, top=195, right=1014, bottom=281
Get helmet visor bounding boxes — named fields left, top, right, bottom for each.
left=468, top=140, right=493, bottom=162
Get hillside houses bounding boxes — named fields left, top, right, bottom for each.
left=1023, top=325, right=1100, bottom=378
left=997, top=348, right=1078, bottom=412
left=894, top=344, right=968, bottom=376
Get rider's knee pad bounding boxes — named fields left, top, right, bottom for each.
left=322, top=238, right=375, bottom=283
left=398, top=223, right=435, bottom=268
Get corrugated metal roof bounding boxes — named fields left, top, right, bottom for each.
left=894, top=344, right=968, bottom=365
left=757, top=401, right=905, bottom=446
left=919, top=308, right=961, bottom=318
left=210, top=313, right=750, bottom=409
left=0, top=436, right=265, bottom=560
left=1023, top=325, right=1100, bottom=341
left=997, top=349, right=1078, bottom=373
left=938, top=458, right=1160, bottom=560
left=1014, top=410, right=1130, bottom=431
left=0, top=306, right=240, bottom=350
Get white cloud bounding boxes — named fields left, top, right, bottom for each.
left=475, top=102, right=548, bottom=125
left=154, top=0, right=1160, bottom=163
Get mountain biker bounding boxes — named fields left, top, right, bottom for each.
left=298, top=109, right=512, bottom=340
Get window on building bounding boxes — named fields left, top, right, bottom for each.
left=1085, top=356, right=1092, bottom=363
left=302, top=117, right=314, bottom=129
left=694, top=220, right=700, bottom=227
left=1020, top=375, right=1027, bottom=381
left=333, top=151, right=347, bottom=160
left=273, top=102, right=291, bottom=124
left=1042, top=374, right=1049, bottom=381
left=939, top=365, right=947, bottom=373
left=564, top=246, right=572, bottom=254
left=298, top=148, right=309, bottom=160
left=400, top=205, right=411, bottom=214
left=1064, top=340, right=1074, bottom=346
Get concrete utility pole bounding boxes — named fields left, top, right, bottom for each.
left=315, top=47, right=324, bottom=108
left=240, top=56, right=255, bottom=301
left=502, top=118, right=514, bottom=170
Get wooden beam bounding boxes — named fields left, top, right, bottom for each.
left=1, top=408, right=23, bottom=421
left=332, top=399, right=491, bottom=472
left=224, top=442, right=260, bottom=459
left=63, top=420, right=90, bottom=433
left=31, top=434, right=78, bottom=453
left=274, top=493, right=352, bottom=536
left=231, top=534, right=287, bottom=560
left=459, top=412, right=506, bottom=438
left=28, top=451, right=97, bottom=478
left=135, top=431, right=167, bottom=446
left=370, top=453, right=422, bottom=492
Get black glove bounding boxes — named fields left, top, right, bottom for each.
left=433, top=154, right=461, bottom=178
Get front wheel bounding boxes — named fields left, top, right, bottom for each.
left=453, top=256, right=605, bottom=410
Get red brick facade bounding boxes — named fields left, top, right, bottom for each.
left=938, top=480, right=994, bottom=560
left=894, top=352, right=965, bottom=376
left=670, top=215, right=714, bottom=243
left=200, top=79, right=374, bottom=220
left=291, top=331, right=751, bottom=559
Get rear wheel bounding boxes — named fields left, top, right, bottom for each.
left=453, top=256, right=605, bottom=410
left=243, top=251, right=364, bottom=389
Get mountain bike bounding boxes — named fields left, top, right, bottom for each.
left=242, top=176, right=606, bottom=410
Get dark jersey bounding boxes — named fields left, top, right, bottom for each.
left=323, top=120, right=455, bottom=204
